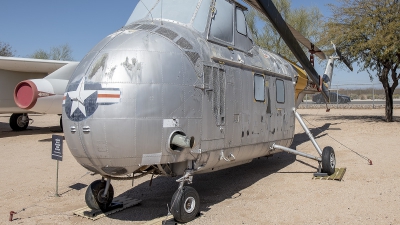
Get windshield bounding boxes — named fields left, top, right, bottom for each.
left=125, top=0, right=203, bottom=26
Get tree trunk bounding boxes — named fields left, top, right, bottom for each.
left=384, top=85, right=393, bottom=122
left=380, top=66, right=393, bottom=122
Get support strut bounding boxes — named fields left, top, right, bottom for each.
left=102, top=178, right=111, bottom=198
left=272, top=144, right=321, bottom=161
left=294, top=110, right=322, bottom=156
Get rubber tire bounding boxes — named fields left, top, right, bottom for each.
left=60, top=116, right=63, bottom=131
left=85, top=180, right=114, bottom=211
left=322, top=146, right=336, bottom=175
left=9, top=113, right=28, bottom=131
left=171, top=186, right=200, bottom=223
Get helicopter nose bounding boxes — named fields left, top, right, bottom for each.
left=63, top=25, right=201, bottom=176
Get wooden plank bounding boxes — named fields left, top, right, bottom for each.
left=73, top=196, right=141, bottom=221
left=313, top=168, right=346, bottom=181
left=143, top=215, right=174, bottom=225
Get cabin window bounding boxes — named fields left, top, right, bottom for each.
left=276, top=79, right=285, bottom=103
left=236, top=8, right=247, bottom=35
left=254, top=74, right=265, bottom=102
left=209, top=0, right=233, bottom=43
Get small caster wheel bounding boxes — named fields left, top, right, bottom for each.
left=85, top=180, right=114, bottom=210
left=171, top=186, right=200, bottom=223
left=322, top=146, right=336, bottom=175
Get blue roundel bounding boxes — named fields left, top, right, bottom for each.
left=63, top=78, right=121, bottom=122
left=64, top=79, right=101, bottom=122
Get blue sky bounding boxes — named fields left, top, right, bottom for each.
left=0, top=0, right=378, bottom=87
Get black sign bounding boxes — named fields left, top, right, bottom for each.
left=51, top=135, right=63, bottom=161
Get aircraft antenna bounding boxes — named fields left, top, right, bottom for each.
left=139, top=0, right=154, bottom=23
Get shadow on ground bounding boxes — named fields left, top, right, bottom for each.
left=99, top=152, right=296, bottom=223
left=74, top=122, right=338, bottom=223
left=301, top=114, right=400, bottom=123
left=290, top=123, right=333, bottom=148
left=0, top=123, right=62, bottom=139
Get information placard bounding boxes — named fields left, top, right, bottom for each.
left=51, top=135, right=63, bottom=161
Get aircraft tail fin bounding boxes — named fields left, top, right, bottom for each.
left=322, top=42, right=353, bottom=90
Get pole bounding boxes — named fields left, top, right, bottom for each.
left=372, top=83, right=375, bottom=109
left=306, top=94, right=308, bottom=108
left=55, top=160, right=59, bottom=197
left=337, top=89, right=339, bottom=108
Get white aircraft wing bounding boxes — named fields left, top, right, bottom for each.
left=0, top=56, right=72, bottom=73
left=0, top=56, right=76, bottom=113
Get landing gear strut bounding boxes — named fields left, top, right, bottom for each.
left=9, top=113, right=29, bottom=131
left=85, top=179, right=114, bottom=210
left=170, top=169, right=200, bottom=223
left=272, top=110, right=336, bottom=175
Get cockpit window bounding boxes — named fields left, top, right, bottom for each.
left=209, top=0, right=234, bottom=43
left=236, top=8, right=247, bottom=36
left=125, top=0, right=158, bottom=25
left=125, top=0, right=200, bottom=26
left=193, top=0, right=212, bottom=33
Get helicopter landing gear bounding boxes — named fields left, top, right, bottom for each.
left=9, top=113, right=29, bottom=131
left=85, top=178, right=114, bottom=211
left=271, top=110, right=337, bottom=176
left=170, top=170, right=200, bottom=223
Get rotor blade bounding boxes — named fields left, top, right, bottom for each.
left=287, top=24, right=326, bottom=60
left=332, top=43, right=353, bottom=71
left=244, top=0, right=329, bottom=101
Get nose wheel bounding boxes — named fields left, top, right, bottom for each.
left=85, top=179, right=114, bottom=211
left=170, top=186, right=200, bottom=223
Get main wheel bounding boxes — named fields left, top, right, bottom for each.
left=171, top=186, right=200, bottom=223
left=85, top=180, right=114, bottom=211
left=322, top=146, right=336, bottom=175
left=9, top=113, right=29, bottom=131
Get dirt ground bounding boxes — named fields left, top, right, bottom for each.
left=1, top=108, right=399, bottom=225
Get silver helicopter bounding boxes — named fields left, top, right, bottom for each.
left=62, top=0, right=352, bottom=222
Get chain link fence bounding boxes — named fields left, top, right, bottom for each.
left=300, top=83, right=400, bottom=109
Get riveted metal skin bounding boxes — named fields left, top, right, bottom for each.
left=62, top=0, right=297, bottom=177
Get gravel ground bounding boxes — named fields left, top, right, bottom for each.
left=0, top=108, right=399, bottom=224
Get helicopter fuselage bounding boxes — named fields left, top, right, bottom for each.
left=63, top=1, right=297, bottom=178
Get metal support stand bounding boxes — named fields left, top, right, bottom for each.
left=55, top=160, right=59, bottom=197
left=313, top=162, right=328, bottom=177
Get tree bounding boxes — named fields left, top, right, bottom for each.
left=29, top=43, right=74, bottom=61
left=29, top=49, right=50, bottom=59
left=321, top=0, right=400, bottom=122
left=0, top=41, right=15, bottom=57
left=246, top=0, right=323, bottom=62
